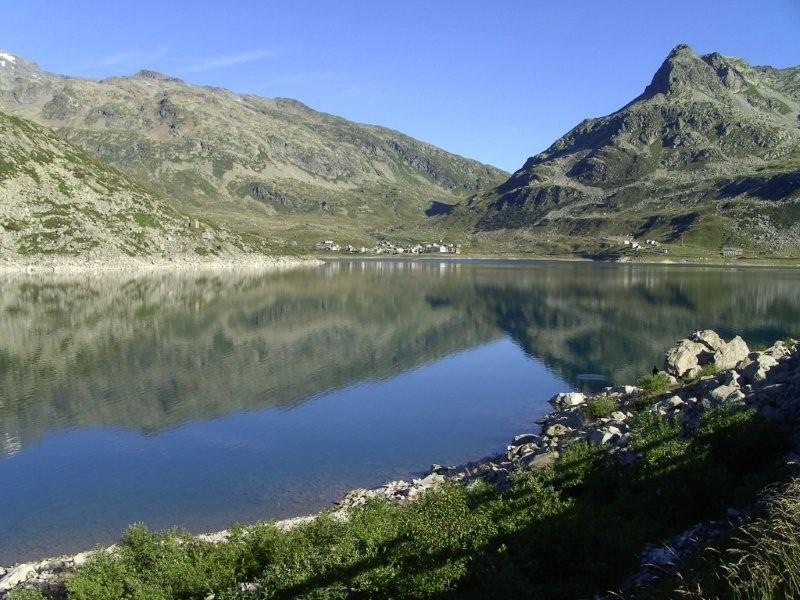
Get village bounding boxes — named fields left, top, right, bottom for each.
left=314, top=239, right=462, bottom=255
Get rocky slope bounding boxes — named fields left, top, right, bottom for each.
left=0, top=109, right=298, bottom=266
left=460, top=45, right=800, bottom=255
left=0, top=51, right=507, bottom=245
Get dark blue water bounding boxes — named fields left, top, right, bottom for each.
left=1, top=259, right=799, bottom=563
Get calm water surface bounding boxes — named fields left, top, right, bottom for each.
left=1, top=259, right=799, bottom=563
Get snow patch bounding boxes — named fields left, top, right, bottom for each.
left=0, top=52, right=16, bottom=67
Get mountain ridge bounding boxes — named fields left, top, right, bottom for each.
left=459, top=44, right=800, bottom=256
left=0, top=50, right=507, bottom=247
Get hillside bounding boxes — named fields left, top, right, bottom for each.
left=0, top=109, right=284, bottom=265
left=0, top=52, right=507, bottom=248
left=458, top=45, right=800, bottom=258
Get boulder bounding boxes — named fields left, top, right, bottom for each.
left=549, top=392, right=586, bottom=409
left=710, top=383, right=740, bottom=403
left=664, top=339, right=710, bottom=376
left=544, top=423, right=571, bottom=438
left=690, top=330, right=726, bottom=352
left=714, top=336, right=750, bottom=371
left=0, top=563, right=37, bottom=592
left=521, top=451, right=557, bottom=470
left=739, top=354, right=778, bottom=383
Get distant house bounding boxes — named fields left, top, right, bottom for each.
left=314, top=240, right=340, bottom=251
left=721, top=246, right=743, bottom=258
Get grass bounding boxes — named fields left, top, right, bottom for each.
left=586, top=394, right=618, bottom=419
left=636, top=371, right=673, bottom=397
left=11, top=405, right=786, bottom=600
left=646, top=477, right=800, bottom=599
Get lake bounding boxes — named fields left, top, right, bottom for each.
left=1, top=259, right=799, bottom=564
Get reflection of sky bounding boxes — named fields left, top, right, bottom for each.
left=0, top=337, right=566, bottom=564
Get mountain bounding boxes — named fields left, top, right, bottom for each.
left=0, top=51, right=507, bottom=247
left=0, top=109, right=271, bottom=264
left=460, top=45, right=800, bottom=257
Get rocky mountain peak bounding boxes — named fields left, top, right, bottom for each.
left=643, top=43, right=720, bottom=98
left=130, top=69, right=183, bottom=83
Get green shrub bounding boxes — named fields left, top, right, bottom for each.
left=62, top=406, right=792, bottom=600
left=5, top=589, right=46, bottom=600
left=636, top=372, right=672, bottom=396
left=586, top=395, right=618, bottom=420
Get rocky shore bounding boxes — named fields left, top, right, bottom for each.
left=0, top=254, right=321, bottom=275
left=2, top=330, right=799, bottom=598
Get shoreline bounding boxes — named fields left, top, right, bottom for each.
left=314, top=253, right=800, bottom=269
left=3, top=330, right=798, bottom=596
left=0, top=254, right=323, bottom=275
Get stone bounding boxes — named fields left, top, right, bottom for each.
left=714, top=336, right=750, bottom=371
left=610, top=411, right=628, bottom=421
left=740, top=354, right=778, bottom=383
left=690, top=329, right=726, bottom=352
left=521, top=451, right=557, bottom=470
left=0, top=563, right=37, bottom=592
left=545, top=423, right=571, bottom=438
left=669, top=395, right=685, bottom=409
left=710, top=383, right=740, bottom=403
left=549, top=392, right=586, bottom=408
left=511, top=433, right=539, bottom=445
left=664, top=339, right=709, bottom=376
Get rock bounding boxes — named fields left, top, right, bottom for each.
left=665, top=339, right=710, bottom=376
left=714, top=336, right=750, bottom=371
left=739, top=354, right=778, bottom=383
left=239, top=582, right=262, bottom=594
left=669, top=395, right=685, bottom=409
left=588, top=428, right=620, bottom=446
left=544, top=423, right=571, bottom=438
left=690, top=329, right=726, bottom=352
left=549, top=391, right=586, bottom=409
left=685, top=366, right=702, bottom=379
left=710, top=383, right=740, bottom=403
left=521, top=451, right=557, bottom=470
left=0, top=563, right=37, bottom=592
left=610, top=411, right=628, bottom=421
left=511, top=433, right=539, bottom=445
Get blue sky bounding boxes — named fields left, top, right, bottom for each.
left=1, top=0, right=798, bottom=171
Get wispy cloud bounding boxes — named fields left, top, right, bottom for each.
left=90, top=46, right=169, bottom=69
left=181, top=49, right=276, bottom=73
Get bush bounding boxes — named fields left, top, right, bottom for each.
left=636, top=372, right=672, bottom=396
left=586, top=395, right=618, bottom=419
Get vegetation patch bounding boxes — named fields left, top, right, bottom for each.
left=34, top=405, right=789, bottom=600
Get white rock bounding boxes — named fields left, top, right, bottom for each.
left=0, top=563, right=37, bottom=592
left=690, top=330, right=726, bottom=352
left=714, top=336, right=750, bottom=371
left=665, top=339, right=710, bottom=376
left=549, top=392, right=586, bottom=409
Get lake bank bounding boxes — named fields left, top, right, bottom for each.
left=0, top=254, right=321, bottom=275
left=3, top=330, right=799, bottom=598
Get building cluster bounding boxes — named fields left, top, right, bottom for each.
left=623, top=238, right=668, bottom=254
left=314, top=240, right=461, bottom=255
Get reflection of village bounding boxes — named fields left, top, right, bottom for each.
left=315, top=239, right=461, bottom=255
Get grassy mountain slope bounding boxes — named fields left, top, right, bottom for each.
left=0, top=109, right=275, bottom=263
left=457, top=45, right=800, bottom=258
left=0, top=52, right=507, bottom=247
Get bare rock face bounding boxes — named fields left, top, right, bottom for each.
left=715, top=336, right=750, bottom=371
left=665, top=339, right=710, bottom=376
left=665, top=331, right=750, bottom=376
